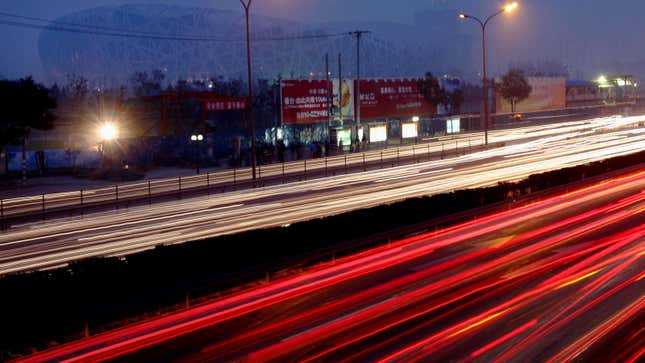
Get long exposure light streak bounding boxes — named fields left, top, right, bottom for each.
left=17, top=166, right=645, bottom=362
left=1, top=117, right=644, bottom=274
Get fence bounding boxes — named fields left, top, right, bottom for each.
left=1, top=136, right=493, bottom=220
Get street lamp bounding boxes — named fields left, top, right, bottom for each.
left=190, top=134, right=204, bottom=174
left=98, top=122, right=118, bottom=141
left=97, top=122, right=119, bottom=168
left=459, top=2, right=519, bottom=145
left=240, top=0, right=257, bottom=180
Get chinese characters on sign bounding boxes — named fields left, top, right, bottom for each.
left=281, top=80, right=332, bottom=124
left=280, top=78, right=435, bottom=124
left=203, top=98, right=247, bottom=111
left=358, top=79, right=436, bottom=120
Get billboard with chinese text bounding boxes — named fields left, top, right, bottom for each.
left=280, top=80, right=331, bottom=124
left=280, top=78, right=436, bottom=124
left=359, top=79, right=436, bottom=120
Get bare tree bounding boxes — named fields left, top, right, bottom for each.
left=496, top=69, right=532, bottom=113
left=62, top=74, right=89, bottom=101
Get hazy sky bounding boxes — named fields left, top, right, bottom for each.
left=2, top=0, right=645, bottom=81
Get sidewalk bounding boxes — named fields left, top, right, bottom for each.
left=0, top=167, right=219, bottom=200
left=0, top=140, right=442, bottom=200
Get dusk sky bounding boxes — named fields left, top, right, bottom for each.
left=2, top=0, right=645, bottom=81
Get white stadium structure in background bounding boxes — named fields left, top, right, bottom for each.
left=38, top=4, right=477, bottom=86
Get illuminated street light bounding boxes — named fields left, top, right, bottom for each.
left=505, top=2, right=519, bottom=13
left=98, top=122, right=118, bottom=141
left=190, top=134, right=204, bottom=174
left=97, top=122, right=118, bottom=169
left=458, top=2, right=520, bottom=145
left=597, top=75, right=608, bottom=85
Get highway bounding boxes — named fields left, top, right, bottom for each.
left=1, top=114, right=643, bottom=217
left=0, top=116, right=644, bottom=274
left=18, top=167, right=645, bottom=362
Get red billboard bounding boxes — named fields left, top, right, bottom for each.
left=359, top=79, right=436, bottom=120
left=281, top=80, right=331, bottom=124
left=280, top=78, right=435, bottom=124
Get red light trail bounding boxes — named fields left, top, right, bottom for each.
left=15, top=168, right=645, bottom=362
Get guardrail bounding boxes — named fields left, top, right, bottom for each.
left=0, top=137, right=496, bottom=221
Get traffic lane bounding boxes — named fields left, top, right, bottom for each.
left=0, top=114, right=635, bottom=215
left=1, top=138, right=643, bottom=275
left=16, top=171, right=643, bottom=362
left=1, top=129, right=643, bottom=276
left=118, top=203, right=640, bottom=360
left=2, top=124, right=641, bottom=242
left=369, top=230, right=643, bottom=363
left=107, top=183, right=644, bottom=362
left=0, top=113, right=639, bottom=211
left=2, top=128, right=640, bottom=268
left=235, top=209, right=645, bottom=362
left=1, top=147, right=639, bottom=275
left=571, top=301, right=645, bottom=363
left=0, top=129, right=482, bottom=207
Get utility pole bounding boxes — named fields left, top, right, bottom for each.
left=482, top=26, right=489, bottom=145
left=338, top=53, right=343, bottom=126
left=240, top=0, right=257, bottom=179
left=21, top=140, right=26, bottom=186
left=351, top=30, right=370, bottom=145
left=326, top=53, right=332, bottom=149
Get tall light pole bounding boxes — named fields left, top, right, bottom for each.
left=190, top=134, right=204, bottom=174
left=459, top=1, right=518, bottom=145
left=240, top=0, right=257, bottom=179
left=351, top=30, right=370, bottom=148
left=98, top=122, right=118, bottom=169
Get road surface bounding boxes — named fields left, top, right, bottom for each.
left=0, top=116, right=643, bottom=274
left=18, top=167, right=645, bottom=362
left=2, top=114, right=643, bottom=216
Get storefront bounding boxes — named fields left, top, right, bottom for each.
left=446, top=118, right=461, bottom=134
left=401, top=121, right=419, bottom=139
left=368, top=124, right=388, bottom=143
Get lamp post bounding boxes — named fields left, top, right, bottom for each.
left=190, top=134, right=204, bottom=174
left=459, top=2, right=518, bottom=145
left=98, top=122, right=118, bottom=169
left=240, top=0, right=257, bottom=179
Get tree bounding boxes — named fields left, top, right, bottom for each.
left=496, top=69, right=532, bottom=113
left=130, top=69, right=164, bottom=97
left=417, top=72, right=444, bottom=110
left=0, top=77, right=57, bottom=175
left=418, top=72, right=465, bottom=115
left=62, top=74, right=89, bottom=101
left=442, top=89, right=464, bottom=115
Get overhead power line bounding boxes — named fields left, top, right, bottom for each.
left=0, top=11, right=351, bottom=42
left=0, top=11, right=212, bottom=38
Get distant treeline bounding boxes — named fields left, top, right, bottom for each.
left=1, top=150, right=643, bottom=360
